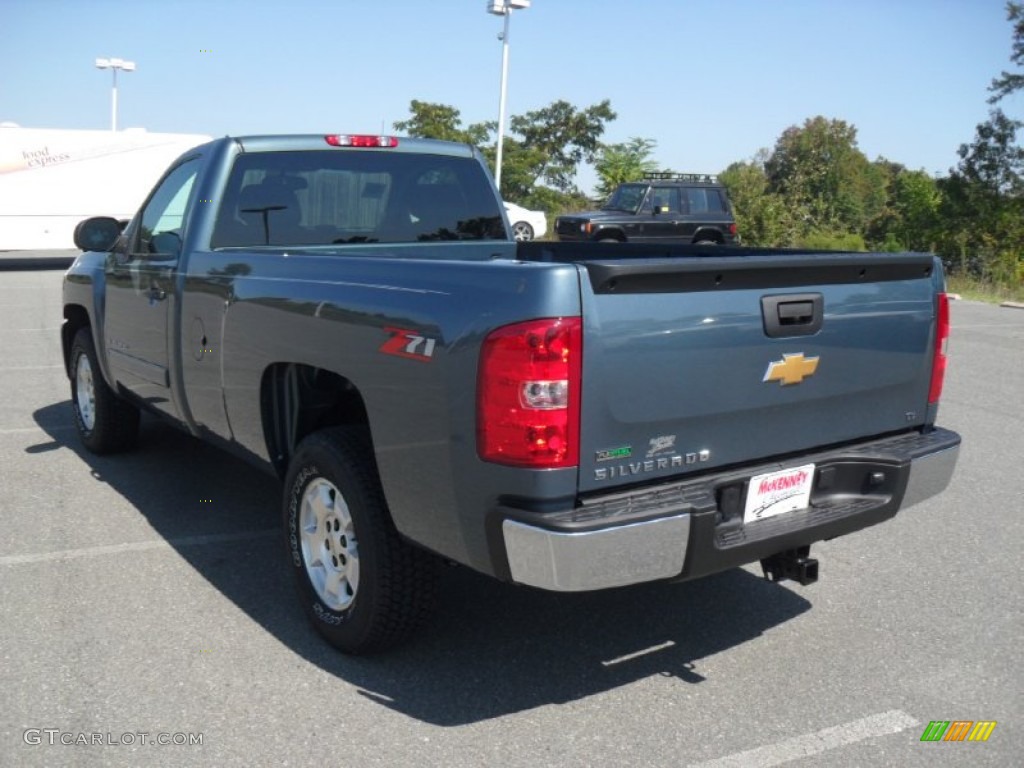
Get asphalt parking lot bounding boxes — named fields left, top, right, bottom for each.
left=1, top=267, right=1020, bottom=767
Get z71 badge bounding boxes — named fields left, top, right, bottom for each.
left=380, top=327, right=437, bottom=362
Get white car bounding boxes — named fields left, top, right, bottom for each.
left=503, top=201, right=547, bottom=241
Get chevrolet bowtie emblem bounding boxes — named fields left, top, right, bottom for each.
left=763, top=353, right=820, bottom=385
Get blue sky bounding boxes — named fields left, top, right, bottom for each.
left=1, top=0, right=1019, bottom=194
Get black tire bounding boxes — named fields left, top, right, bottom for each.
left=283, top=427, right=441, bottom=654
left=597, top=237, right=621, bottom=243
left=694, top=239, right=719, bottom=245
left=69, top=327, right=140, bottom=454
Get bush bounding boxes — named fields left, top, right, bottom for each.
left=796, top=230, right=867, bottom=251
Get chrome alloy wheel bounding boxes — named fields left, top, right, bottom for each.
left=512, top=221, right=534, bottom=241
left=299, top=478, right=360, bottom=611
left=75, top=353, right=96, bottom=432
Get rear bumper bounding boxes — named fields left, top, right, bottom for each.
left=500, top=428, right=960, bottom=592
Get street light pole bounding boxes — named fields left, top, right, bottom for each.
left=487, top=1, right=530, bottom=193
left=95, top=57, right=136, bottom=132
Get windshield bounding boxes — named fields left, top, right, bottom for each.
left=602, top=184, right=647, bottom=213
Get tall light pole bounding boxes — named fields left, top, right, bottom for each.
left=486, top=0, right=530, bottom=193
left=95, top=57, right=136, bottom=132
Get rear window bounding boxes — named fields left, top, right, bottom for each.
left=212, top=150, right=506, bottom=248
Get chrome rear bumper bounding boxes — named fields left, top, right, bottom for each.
left=501, top=429, right=960, bottom=592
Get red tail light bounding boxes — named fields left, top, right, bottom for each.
left=478, top=317, right=582, bottom=468
left=324, top=135, right=398, bottom=148
left=928, top=292, right=950, bottom=404
left=728, top=222, right=737, bottom=236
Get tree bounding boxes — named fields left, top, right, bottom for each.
left=394, top=98, right=617, bottom=209
left=864, top=160, right=943, bottom=252
left=989, top=2, right=1024, bottom=103
left=764, top=116, right=886, bottom=238
left=952, top=109, right=1024, bottom=195
left=939, top=110, right=1024, bottom=282
left=393, top=100, right=479, bottom=144
left=593, top=138, right=658, bottom=197
left=477, top=139, right=547, bottom=204
left=510, top=99, right=617, bottom=193
left=719, top=152, right=799, bottom=246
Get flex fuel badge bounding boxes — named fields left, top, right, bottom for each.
left=595, top=445, right=632, bottom=462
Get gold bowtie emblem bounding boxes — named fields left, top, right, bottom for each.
left=763, top=353, right=820, bottom=385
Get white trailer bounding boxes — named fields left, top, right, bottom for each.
left=0, top=125, right=210, bottom=250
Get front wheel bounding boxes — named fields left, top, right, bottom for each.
left=283, top=427, right=441, bottom=654
left=69, top=327, right=139, bottom=454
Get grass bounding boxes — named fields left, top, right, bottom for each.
left=946, top=274, right=1024, bottom=304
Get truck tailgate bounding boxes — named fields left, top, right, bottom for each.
left=575, top=252, right=939, bottom=493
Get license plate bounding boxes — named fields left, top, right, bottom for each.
left=743, top=463, right=816, bottom=523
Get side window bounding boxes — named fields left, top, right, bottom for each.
left=685, top=188, right=725, bottom=214
left=136, top=158, right=200, bottom=258
left=692, top=187, right=729, bottom=215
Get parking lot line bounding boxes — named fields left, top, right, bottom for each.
left=688, top=709, right=919, bottom=768
left=0, top=425, right=75, bottom=434
left=0, top=529, right=278, bottom=566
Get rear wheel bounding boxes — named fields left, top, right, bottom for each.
left=695, top=238, right=719, bottom=245
left=69, top=327, right=139, bottom=454
left=512, top=221, right=535, bottom=241
left=283, top=427, right=441, bottom=654
left=597, top=237, right=621, bottom=243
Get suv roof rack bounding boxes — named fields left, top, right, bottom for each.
left=642, top=172, right=719, bottom=183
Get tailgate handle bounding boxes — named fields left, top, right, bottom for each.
left=779, top=300, right=813, bottom=323
left=761, top=293, right=823, bottom=337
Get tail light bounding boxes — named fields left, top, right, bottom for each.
left=478, top=317, right=582, bottom=468
left=728, top=222, right=737, bottom=236
left=325, top=135, right=398, bottom=148
left=928, top=292, right=950, bottom=404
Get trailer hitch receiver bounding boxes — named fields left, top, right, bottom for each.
left=761, top=545, right=819, bottom=585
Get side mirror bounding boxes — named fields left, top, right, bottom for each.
left=73, top=217, right=122, bottom=252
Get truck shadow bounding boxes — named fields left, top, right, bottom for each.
left=31, top=401, right=812, bottom=727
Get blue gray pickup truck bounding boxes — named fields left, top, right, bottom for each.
left=62, top=134, right=961, bottom=653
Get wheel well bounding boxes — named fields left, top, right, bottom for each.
left=62, top=305, right=91, bottom=377
left=261, top=363, right=370, bottom=478
left=594, top=230, right=625, bottom=242
left=693, top=229, right=723, bottom=244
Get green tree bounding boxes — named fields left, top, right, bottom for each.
left=989, top=2, right=1024, bottom=103
left=477, top=139, right=548, bottom=203
left=867, top=162, right=942, bottom=252
left=764, top=116, right=886, bottom=238
left=939, top=109, right=1024, bottom=283
left=719, top=153, right=799, bottom=246
left=510, top=99, right=617, bottom=193
left=393, top=100, right=480, bottom=144
left=394, top=98, right=617, bottom=212
left=594, top=137, right=658, bottom=197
